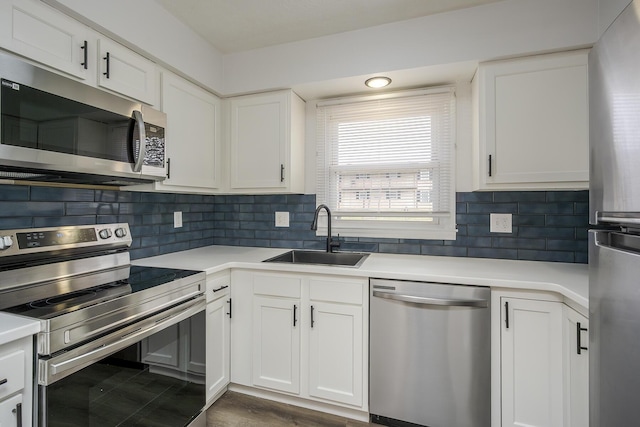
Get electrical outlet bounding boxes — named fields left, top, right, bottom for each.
left=490, top=213, right=512, bottom=233
left=174, top=211, right=183, bottom=228
left=275, top=211, right=290, bottom=227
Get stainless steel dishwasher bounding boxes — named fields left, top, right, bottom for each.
left=369, top=278, right=491, bottom=427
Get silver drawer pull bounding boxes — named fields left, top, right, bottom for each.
left=0, top=378, right=7, bottom=386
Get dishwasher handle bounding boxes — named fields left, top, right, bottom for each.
left=372, top=290, right=488, bottom=308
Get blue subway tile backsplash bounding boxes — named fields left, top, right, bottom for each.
left=0, top=184, right=589, bottom=263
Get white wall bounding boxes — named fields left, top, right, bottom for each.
left=598, top=0, right=633, bottom=36
left=222, top=0, right=599, bottom=96
left=44, top=0, right=599, bottom=98
left=43, top=0, right=600, bottom=195
left=42, top=0, right=224, bottom=93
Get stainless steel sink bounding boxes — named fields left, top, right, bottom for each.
left=262, top=250, right=369, bottom=268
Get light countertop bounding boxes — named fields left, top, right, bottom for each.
left=133, top=245, right=589, bottom=309
left=0, top=313, right=40, bottom=346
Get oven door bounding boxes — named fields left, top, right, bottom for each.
left=37, top=297, right=206, bottom=427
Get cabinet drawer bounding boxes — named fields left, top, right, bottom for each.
left=309, top=277, right=364, bottom=305
left=207, top=272, right=231, bottom=303
left=0, top=350, right=25, bottom=400
left=253, top=273, right=301, bottom=298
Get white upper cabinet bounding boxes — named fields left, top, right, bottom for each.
left=473, top=50, right=589, bottom=190
left=97, top=37, right=158, bottom=106
left=0, top=0, right=95, bottom=83
left=0, top=0, right=159, bottom=106
left=153, top=71, right=221, bottom=192
left=228, top=90, right=305, bottom=193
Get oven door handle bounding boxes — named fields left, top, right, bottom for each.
left=38, top=296, right=205, bottom=386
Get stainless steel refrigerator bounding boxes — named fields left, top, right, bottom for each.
left=589, top=1, right=640, bottom=426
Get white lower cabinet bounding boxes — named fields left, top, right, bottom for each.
left=0, top=394, right=23, bottom=427
left=563, top=305, right=589, bottom=427
left=252, top=294, right=301, bottom=393
left=0, top=336, right=33, bottom=427
left=497, top=293, right=588, bottom=427
left=308, top=301, right=363, bottom=406
left=230, top=269, right=368, bottom=412
left=307, top=277, right=363, bottom=407
left=206, top=271, right=231, bottom=403
left=500, top=297, right=564, bottom=427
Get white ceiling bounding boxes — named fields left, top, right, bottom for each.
left=154, top=0, right=503, bottom=54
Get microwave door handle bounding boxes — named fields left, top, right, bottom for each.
left=132, top=110, right=146, bottom=173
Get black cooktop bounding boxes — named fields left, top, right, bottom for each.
left=4, top=265, right=202, bottom=320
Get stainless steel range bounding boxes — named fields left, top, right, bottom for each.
left=0, top=223, right=207, bottom=427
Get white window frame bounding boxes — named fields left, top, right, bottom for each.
left=315, top=87, right=457, bottom=240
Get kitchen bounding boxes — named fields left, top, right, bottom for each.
left=0, top=0, right=631, bottom=426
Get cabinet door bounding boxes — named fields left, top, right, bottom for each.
left=0, top=0, right=93, bottom=81
left=475, top=51, right=588, bottom=190
left=206, top=295, right=230, bottom=402
left=252, top=295, right=300, bottom=394
left=229, top=91, right=288, bottom=190
left=0, top=394, right=23, bottom=427
left=501, top=297, right=563, bottom=427
left=230, top=270, right=253, bottom=386
left=563, top=306, right=589, bottom=427
left=161, top=72, right=221, bottom=190
left=97, top=37, right=158, bottom=105
left=308, top=302, right=363, bottom=406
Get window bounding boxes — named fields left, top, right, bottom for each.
left=316, top=87, right=456, bottom=239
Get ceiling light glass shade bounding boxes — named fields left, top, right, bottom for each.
left=365, top=76, right=391, bottom=88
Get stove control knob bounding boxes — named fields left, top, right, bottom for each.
left=114, top=227, right=127, bottom=238
left=98, top=229, right=112, bottom=239
left=0, top=236, right=13, bottom=250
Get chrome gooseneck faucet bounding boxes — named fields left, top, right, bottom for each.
left=310, top=204, right=340, bottom=253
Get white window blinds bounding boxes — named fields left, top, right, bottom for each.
left=316, top=87, right=456, bottom=240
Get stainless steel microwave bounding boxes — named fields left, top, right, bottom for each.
left=0, top=50, right=166, bottom=186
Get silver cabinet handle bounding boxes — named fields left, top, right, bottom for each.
left=132, top=110, right=146, bottom=173
left=372, top=290, right=488, bottom=308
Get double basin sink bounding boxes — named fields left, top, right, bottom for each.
left=263, top=250, right=369, bottom=268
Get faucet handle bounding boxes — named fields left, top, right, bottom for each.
left=329, top=234, right=341, bottom=252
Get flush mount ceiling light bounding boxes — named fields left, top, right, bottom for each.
left=365, top=76, right=392, bottom=88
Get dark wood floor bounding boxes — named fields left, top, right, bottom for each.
left=206, top=391, right=377, bottom=427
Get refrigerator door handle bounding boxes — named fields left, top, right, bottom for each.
left=593, top=229, right=640, bottom=255
left=597, top=211, right=640, bottom=225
